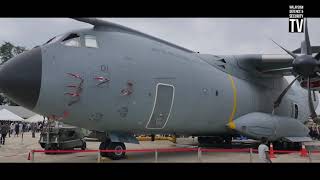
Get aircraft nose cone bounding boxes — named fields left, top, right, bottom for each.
left=0, top=47, right=42, bottom=110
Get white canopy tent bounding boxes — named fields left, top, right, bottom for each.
left=25, top=114, right=44, bottom=123
left=0, top=109, right=24, bottom=121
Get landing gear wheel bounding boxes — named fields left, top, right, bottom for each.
left=293, top=142, right=301, bottom=150
left=198, top=137, right=224, bottom=145
left=99, top=139, right=111, bottom=157
left=81, top=141, right=87, bottom=150
left=108, top=142, right=126, bottom=160
left=198, top=137, right=206, bottom=144
left=198, top=137, right=213, bottom=144
left=224, top=136, right=232, bottom=144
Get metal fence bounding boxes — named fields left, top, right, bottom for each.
left=27, top=148, right=320, bottom=163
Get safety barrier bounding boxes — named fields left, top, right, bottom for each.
left=27, top=147, right=320, bottom=163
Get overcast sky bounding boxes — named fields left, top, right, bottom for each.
left=1, top=18, right=320, bottom=112
left=1, top=18, right=320, bottom=54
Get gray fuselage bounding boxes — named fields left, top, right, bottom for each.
left=31, top=27, right=317, bottom=137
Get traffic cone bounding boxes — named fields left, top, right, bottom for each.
left=269, top=143, right=276, bottom=158
left=300, top=144, right=308, bottom=157
left=27, top=152, right=31, bottom=160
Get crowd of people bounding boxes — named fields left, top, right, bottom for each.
left=308, top=124, right=320, bottom=140
left=0, top=121, right=43, bottom=145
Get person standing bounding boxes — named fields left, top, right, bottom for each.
left=0, top=122, right=8, bottom=145
left=31, top=123, right=36, bottom=138
left=258, top=137, right=272, bottom=163
left=9, top=122, right=14, bottom=137
left=314, top=124, right=318, bottom=139
left=317, top=125, right=320, bottom=140
left=19, top=122, right=23, bottom=139
left=39, top=122, right=43, bottom=132
left=15, top=122, right=19, bottom=137
left=36, top=123, right=39, bottom=133
left=27, top=123, right=31, bottom=132
left=5, top=122, right=10, bottom=141
left=22, top=123, right=26, bottom=133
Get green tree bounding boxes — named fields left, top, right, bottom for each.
left=0, top=42, right=14, bottom=64
left=0, top=42, right=27, bottom=64
left=0, top=42, right=27, bottom=105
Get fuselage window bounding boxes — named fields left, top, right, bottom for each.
left=294, top=104, right=298, bottom=119
left=84, top=35, right=98, bottom=48
left=61, top=33, right=81, bottom=47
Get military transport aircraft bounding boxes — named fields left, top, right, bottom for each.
left=0, top=18, right=319, bottom=160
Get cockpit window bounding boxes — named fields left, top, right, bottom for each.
left=45, top=37, right=55, bottom=44
left=84, top=35, right=98, bottom=48
left=61, top=33, right=81, bottom=47
left=43, top=34, right=64, bottom=45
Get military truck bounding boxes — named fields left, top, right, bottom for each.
left=39, top=125, right=86, bottom=151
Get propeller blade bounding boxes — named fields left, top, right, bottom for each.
left=303, top=18, right=312, bottom=55
left=273, top=75, right=301, bottom=110
left=270, top=38, right=297, bottom=59
left=308, top=76, right=318, bottom=119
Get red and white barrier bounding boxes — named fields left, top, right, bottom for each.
left=27, top=146, right=320, bottom=162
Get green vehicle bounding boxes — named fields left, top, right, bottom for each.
left=39, top=126, right=87, bottom=151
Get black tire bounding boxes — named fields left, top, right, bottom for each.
left=282, top=141, right=289, bottom=150
left=44, top=144, right=57, bottom=154
left=44, top=144, right=51, bottom=154
left=99, top=141, right=108, bottom=157
left=108, top=142, right=126, bottom=160
left=99, top=139, right=111, bottom=157
left=198, top=137, right=207, bottom=144
left=223, top=136, right=232, bottom=144
left=40, top=143, right=46, bottom=149
left=81, top=141, right=86, bottom=150
left=293, top=142, right=302, bottom=150
left=44, top=148, right=51, bottom=154
left=215, top=138, right=224, bottom=144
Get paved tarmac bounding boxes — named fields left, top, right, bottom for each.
left=0, top=132, right=319, bottom=163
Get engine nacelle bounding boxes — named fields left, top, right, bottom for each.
left=231, top=112, right=309, bottom=141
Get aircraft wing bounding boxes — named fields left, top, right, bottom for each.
left=236, top=54, right=296, bottom=77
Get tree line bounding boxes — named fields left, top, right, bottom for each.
left=0, top=42, right=27, bottom=105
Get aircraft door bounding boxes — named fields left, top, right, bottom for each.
left=146, top=83, right=175, bottom=129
